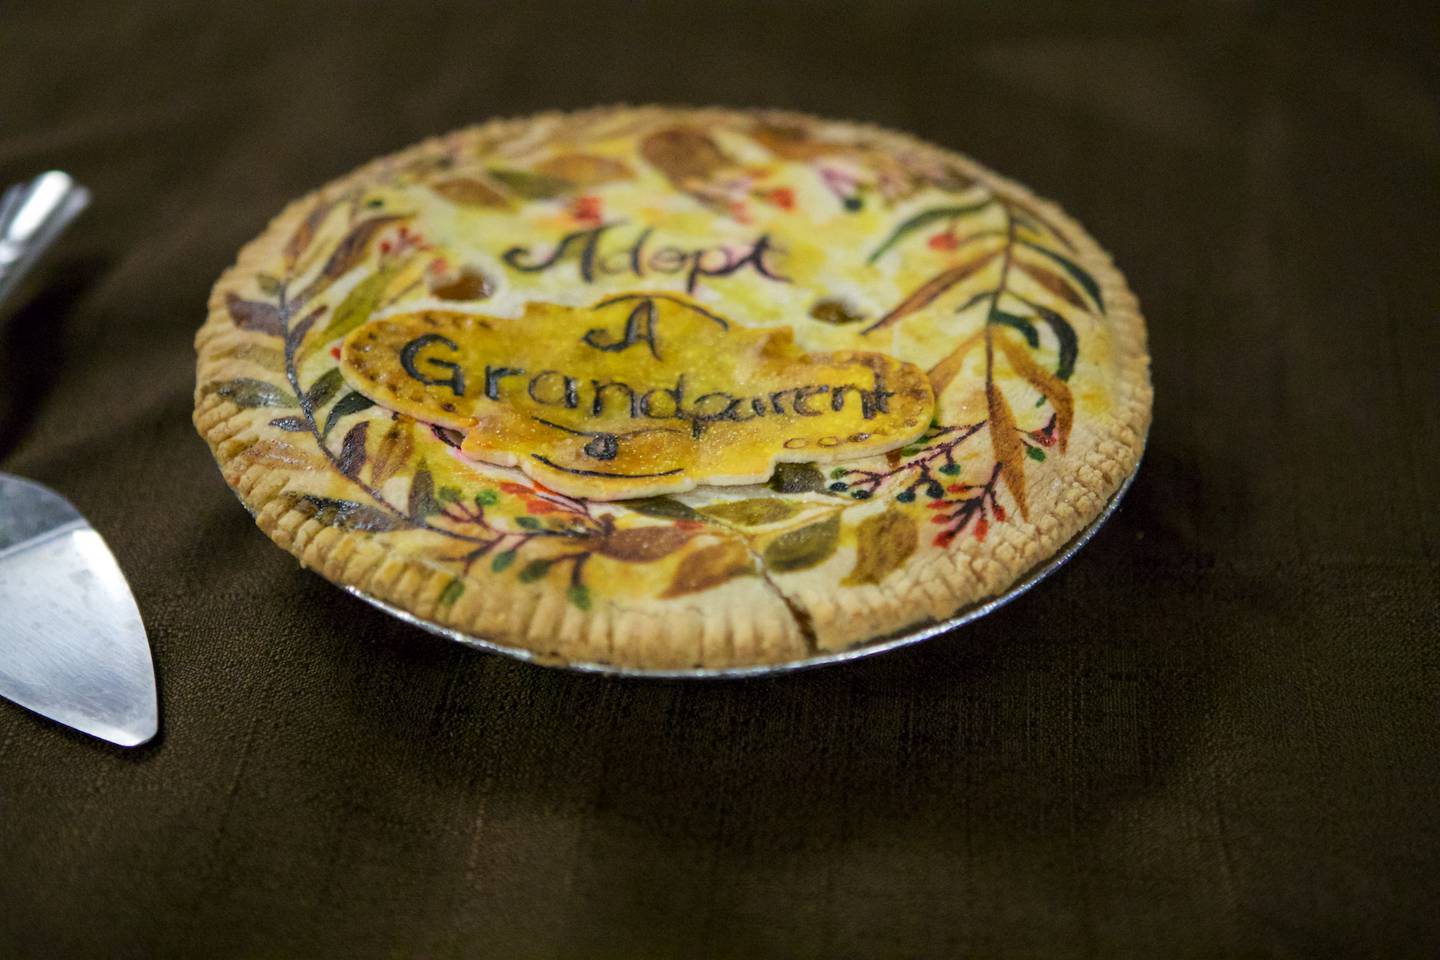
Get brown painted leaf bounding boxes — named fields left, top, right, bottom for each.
left=369, top=418, right=415, bottom=485
left=986, top=376, right=1029, bottom=521
left=661, top=539, right=754, bottom=598
left=338, top=422, right=368, bottom=479
left=996, top=331, right=1074, bottom=452
left=284, top=198, right=336, bottom=269
left=925, top=329, right=984, bottom=395
left=640, top=128, right=732, bottom=183
left=224, top=292, right=283, bottom=337
left=844, top=508, right=917, bottom=586
left=315, top=215, right=407, bottom=287
left=863, top=249, right=1000, bottom=333
left=232, top=439, right=323, bottom=471
left=1016, top=259, right=1088, bottom=311
left=699, top=498, right=804, bottom=527
left=290, top=494, right=410, bottom=533
left=593, top=525, right=695, bottom=562
left=430, top=177, right=510, bottom=208
left=763, top=512, right=840, bottom=572
left=534, top=153, right=634, bottom=185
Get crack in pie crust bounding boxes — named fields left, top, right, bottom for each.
left=194, top=106, right=1152, bottom=670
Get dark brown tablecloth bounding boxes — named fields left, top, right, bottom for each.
left=2, top=2, right=1437, bottom=956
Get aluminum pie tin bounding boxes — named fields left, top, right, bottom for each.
left=342, top=444, right=1144, bottom=679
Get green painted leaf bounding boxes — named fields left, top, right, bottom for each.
left=407, top=463, right=439, bottom=520
left=438, top=579, right=464, bottom=606
left=700, top=498, right=804, bottom=527
left=768, top=462, right=826, bottom=493
left=515, top=516, right=541, bottom=530
left=437, top=485, right=463, bottom=504
left=304, top=367, right=345, bottom=410
left=215, top=378, right=297, bottom=408
left=866, top=199, right=993, bottom=264
left=1026, top=302, right=1079, bottom=381
left=518, top=559, right=553, bottom=583
left=256, top=273, right=282, bottom=295
left=475, top=489, right=499, bottom=507
left=321, top=391, right=374, bottom=437
left=626, top=496, right=702, bottom=521
left=763, top=512, right=841, bottom=572
left=991, top=310, right=1039, bottom=348
left=1021, top=241, right=1104, bottom=312
left=487, top=167, right=572, bottom=199
left=491, top=550, right=516, bottom=572
left=566, top=584, right=592, bottom=610
left=309, top=269, right=393, bottom=358
left=1026, top=445, right=1047, bottom=462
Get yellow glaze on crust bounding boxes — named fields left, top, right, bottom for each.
left=193, top=106, right=1152, bottom=670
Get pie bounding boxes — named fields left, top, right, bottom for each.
left=194, top=106, right=1152, bottom=671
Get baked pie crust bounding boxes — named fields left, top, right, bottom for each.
left=194, top=106, right=1151, bottom=670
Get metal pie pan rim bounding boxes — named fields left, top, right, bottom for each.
left=343, top=444, right=1145, bottom=679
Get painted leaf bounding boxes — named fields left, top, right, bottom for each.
left=217, top=342, right=285, bottom=369
left=518, top=559, right=553, bottom=583
left=593, top=525, right=695, bottom=563
left=866, top=199, right=994, bottom=264
left=490, top=550, right=516, bottom=573
left=626, top=496, right=703, bottom=521
left=439, top=579, right=465, bottom=606
left=286, top=304, right=326, bottom=347
left=225, top=292, right=283, bottom=337
left=306, top=215, right=407, bottom=300
left=567, top=584, right=592, bottom=610
left=661, top=539, right=754, bottom=597
left=768, top=462, right=826, bottom=494
left=486, top=167, right=571, bottom=199
left=926, top=329, right=983, bottom=396
left=430, top=177, right=510, bottom=208
left=233, top=439, right=324, bottom=471
left=321, top=391, right=375, bottom=438
left=1025, top=301, right=1079, bottom=381
left=700, top=498, right=804, bottom=527
left=534, top=153, right=634, bottom=185
left=290, top=494, right=409, bottom=532
left=763, top=512, right=840, bottom=572
left=1020, top=242, right=1103, bottom=311
left=304, top=368, right=345, bottom=411
left=338, top=422, right=368, bottom=479
left=986, top=379, right=1029, bottom=520
left=863, top=249, right=1000, bottom=333
left=284, top=198, right=337, bottom=269
left=991, top=311, right=1039, bottom=348
left=844, top=508, right=918, bottom=585
left=370, top=418, right=415, bottom=485
left=1017, top=259, right=1088, bottom=311
left=407, top=463, right=439, bottom=521
left=640, top=128, right=733, bottom=183
left=256, top=273, right=282, bottom=295
left=215, top=378, right=298, bottom=408
left=308, top=269, right=394, bottom=359
left=996, top=331, right=1073, bottom=453
left=268, top=416, right=308, bottom=432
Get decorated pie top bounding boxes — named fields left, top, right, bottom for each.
left=194, top=106, right=1151, bottom=671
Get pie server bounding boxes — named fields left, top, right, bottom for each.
left=0, top=171, right=157, bottom=746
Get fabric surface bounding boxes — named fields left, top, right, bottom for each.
left=1, top=2, right=1436, bottom=957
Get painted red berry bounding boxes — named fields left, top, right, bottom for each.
left=993, top=503, right=1007, bottom=522
left=769, top=187, right=795, bottom=210
left=928, top=231, right=958, bottom=251
left=330, top=345, right=341, bottom=360
left=974, top=517, right=989, bottom=542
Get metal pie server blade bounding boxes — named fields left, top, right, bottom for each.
left=0, top=474, right=157, bottom=746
